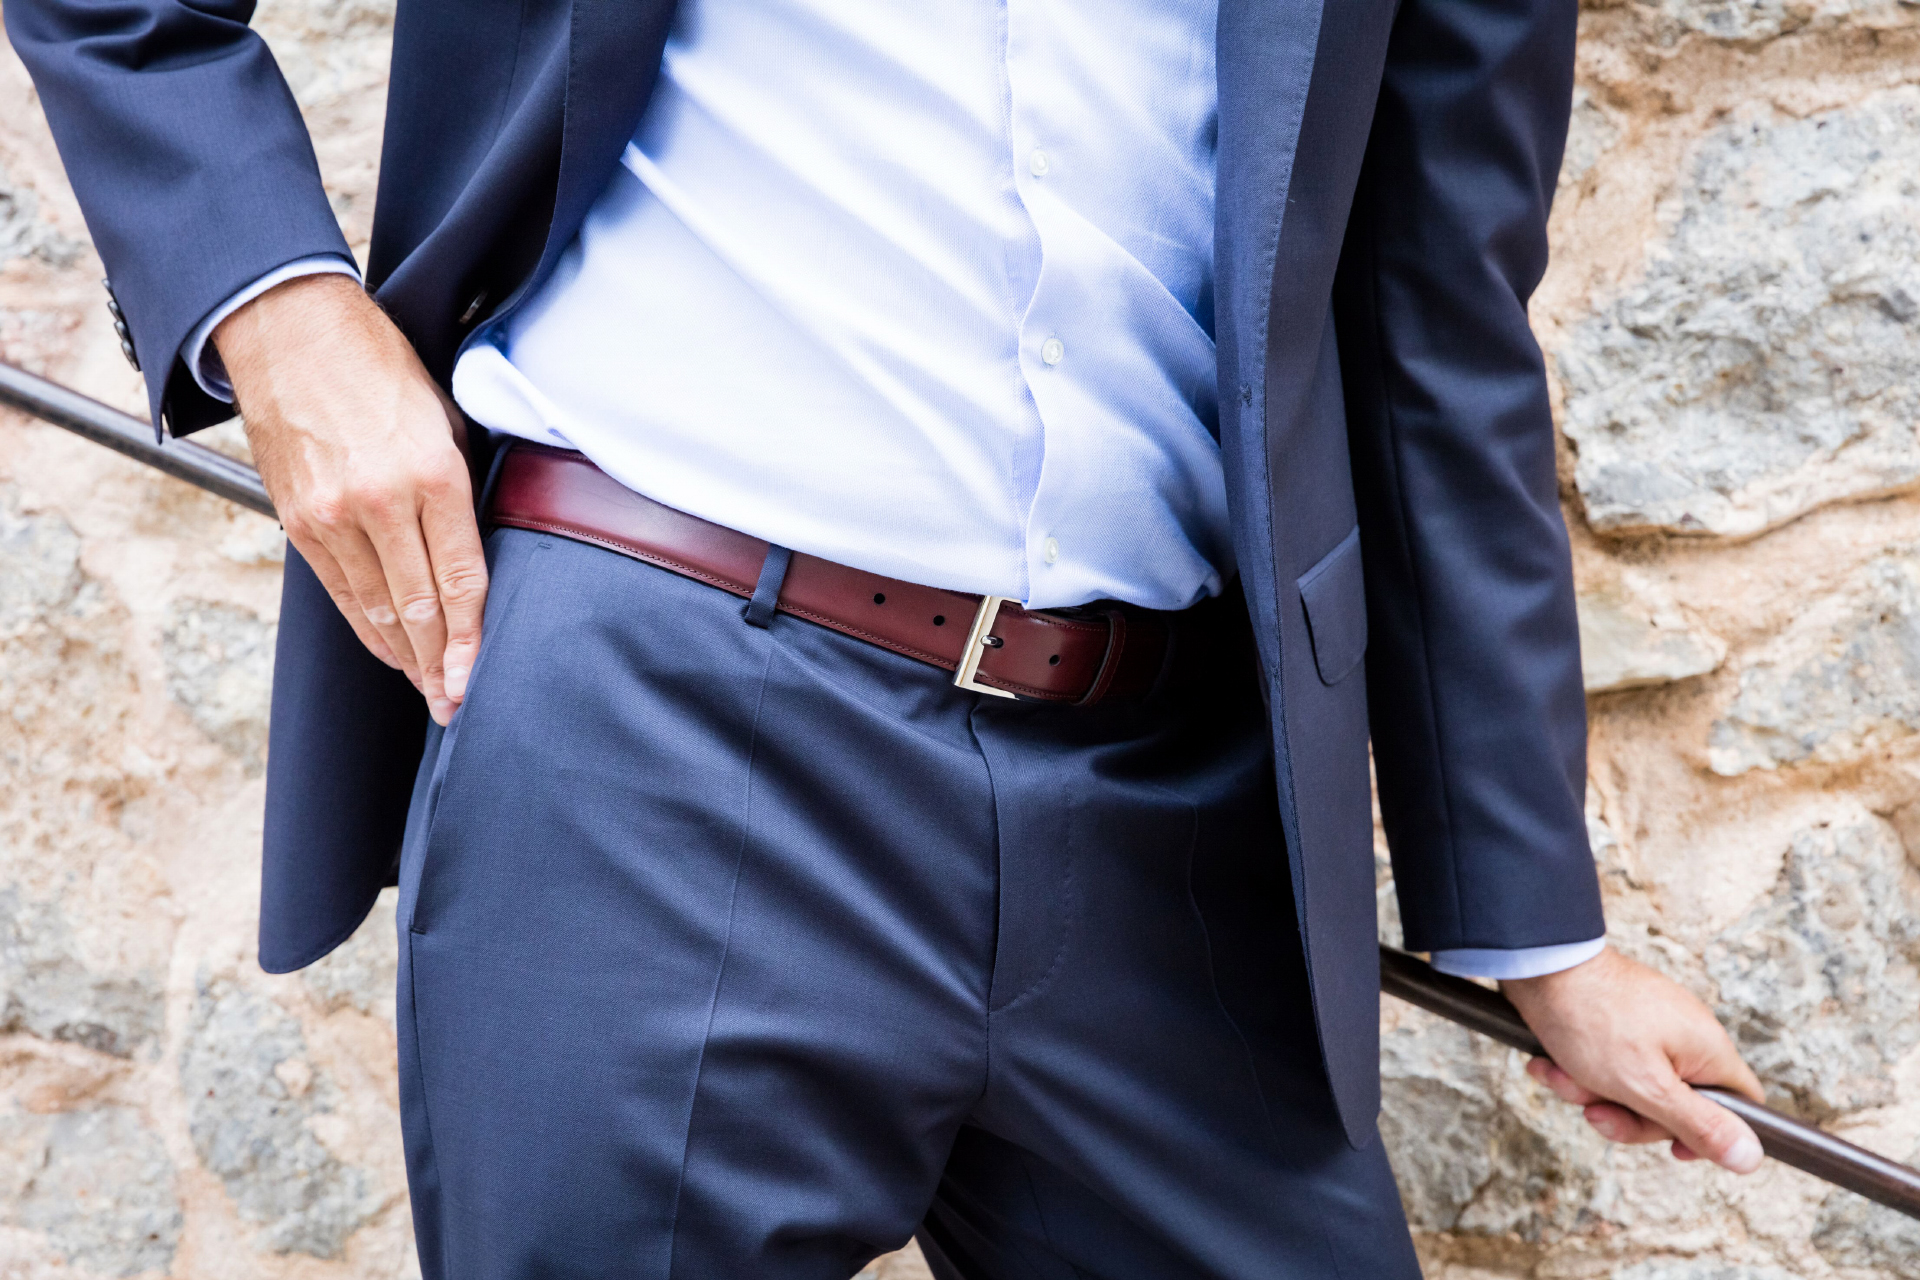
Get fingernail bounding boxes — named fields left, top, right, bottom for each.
left=1726, top=1131, right=1763, bottom=1174
left=430, top=698, right=454, bottom=726
left=444, top=666, right=469, bottom=699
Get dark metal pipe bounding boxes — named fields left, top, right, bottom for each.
left=1381, top=945, right=1920, bottom=1221
left=0, top=360, right=275, bottom=518
left=4, top=359, right=1917, bottom=1224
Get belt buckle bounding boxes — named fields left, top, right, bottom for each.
left=954, top=595, right=1020, bottom=699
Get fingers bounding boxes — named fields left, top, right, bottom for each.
left=316, top=520, right=425, bottom=688
left=1623, top=1069, right=1764, bottom=1174
left=1582, top=1101, right=1667, bottom=1145
left=284, top=444, right=481, bottom=726
left=1539, top=1065, right=1761, bottom=1174
left=295, top=537, right=407, bottom=675
left=1579, top=1107, right=1705, bottom=1163
left=362, top=501, right=454, bottom=718
left=1527, top=1057, right=1602, bottom=1105
left=418, top=476, right=488, bottom=706
left=1528, top=1052, right=1763, bottom=1173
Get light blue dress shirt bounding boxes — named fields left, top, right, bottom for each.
left=452, top=0, right=1230, bottom=612
left=185, top=0, right=1602, bottom=982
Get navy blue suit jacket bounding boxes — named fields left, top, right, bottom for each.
left=8, top=0, right=1604, bottom=1144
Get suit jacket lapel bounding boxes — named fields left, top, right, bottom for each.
left=1213, top=0, right=1328, bottom=673
left=1216, top=0, right=1404, bottom=1149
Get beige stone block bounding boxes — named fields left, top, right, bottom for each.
left=1560, top=89, right=1920, bottom=540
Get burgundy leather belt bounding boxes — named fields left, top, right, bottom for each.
left=486, top=443, right=1172, bottom=704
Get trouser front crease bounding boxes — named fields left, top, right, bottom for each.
left=394, top=527, right=1421, bottom=1280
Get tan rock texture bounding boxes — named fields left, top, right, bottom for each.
left=1, top=1, right=1917, bottom=1276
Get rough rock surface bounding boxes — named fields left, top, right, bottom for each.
left=300, top=889, right=399, bottom=1023
left=1560, top=89, right=1920, bottom=538
left=1613, top=1265, right=1803, bottom=1280
left=0, top=162, right=80, bottom=268
left=1706, top=812, right=1920, bottom=1119
left=0, top=1104, right=183, bottom=1276
left=1379, top=1010, right=1605, bottom=1241
left=161, top=601, right=275, bottom=775
left=180, top=975, right=378, bottom=1258
left=1635, top=0, right=1918, bottom=44
left=1580, top=576, right=1726, bottom=693
left=4, top=0, right=1920, bottom=1278
left=1811, top=1149, right=1920, bottom=1271
left=0, top=890, right=164, bottom=1058
left=1708, top=547, right=1920, bottom=774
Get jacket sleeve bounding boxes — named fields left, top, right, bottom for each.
left=1335, top=0, right=1606, bottom=954
left=6, top=0, right=354, bottom=436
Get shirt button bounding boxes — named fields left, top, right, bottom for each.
left=1044, top=537, right=1060, bottom=565
left=1029, top=149, right=1050, bottom=177
left=1041, top=337, right=1065, bottom=365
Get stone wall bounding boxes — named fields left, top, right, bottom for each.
left=0, top=1, right=1915, bottom=1276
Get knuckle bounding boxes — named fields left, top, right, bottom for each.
left=397, top=592, right=442, bottom=624
left=419, top=460, right=467, bottom=499
left=437, top=566, right=488, bottom=606
left=304, top=493, right=350, bottom=534
left=350, top=480, right=406, bottom=521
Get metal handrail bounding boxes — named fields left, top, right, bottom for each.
left=0, top=361, right=274, bottom=517
left=3, top=357, right=1918, bottom=1222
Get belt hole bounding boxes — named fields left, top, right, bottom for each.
left=933, top=614, right=946, bottom=626
left=1048, top=654, right=1060, bottom=665
left=873, top=592, right=886, bottom=605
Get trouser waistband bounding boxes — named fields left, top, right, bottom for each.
left=484, top=442, right=1177, bottom=705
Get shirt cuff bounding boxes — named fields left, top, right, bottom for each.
left=183, top=254, right=363, bottom=402
left=1428, top=937, right=1606, bottom=982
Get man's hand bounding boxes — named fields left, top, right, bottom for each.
left=1503, top=946, right=1766, bottom=1175
left=216, top=272, right=485, bottom=727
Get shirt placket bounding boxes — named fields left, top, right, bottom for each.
left=999, top=0, right=1067, bottom=602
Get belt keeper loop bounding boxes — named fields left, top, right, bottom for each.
left=1075, top=608, right=1128, bottom=706
left=743, top=545, right=793, bottom=629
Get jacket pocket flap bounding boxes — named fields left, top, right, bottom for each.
left=1298, top=527, right=1367, bottom=687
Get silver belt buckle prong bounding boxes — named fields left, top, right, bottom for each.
left=954, top=595, right=1019, bottom=699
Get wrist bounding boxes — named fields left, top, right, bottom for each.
left=213, top=271, right=377, bottom=393
left=1501, top=944, right=1613, bottom=1003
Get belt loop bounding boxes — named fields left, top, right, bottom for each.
left=743, top=545, right=793, bottom=629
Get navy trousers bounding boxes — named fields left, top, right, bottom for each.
left=395, top=528, right=1421, bottom=1279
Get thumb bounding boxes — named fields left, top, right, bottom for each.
left=1638, top=1077, right=1765, bottom=1174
